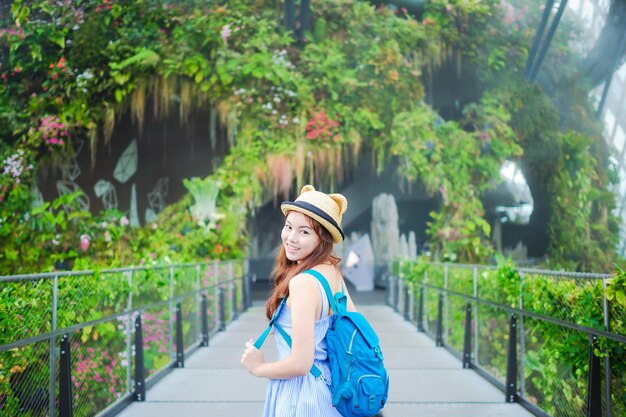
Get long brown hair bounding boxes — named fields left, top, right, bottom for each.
left=265, top=214, right=341, bottom=320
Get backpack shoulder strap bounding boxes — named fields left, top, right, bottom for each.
left=303, top=269, right=340, bottom=314
left=252, top=296, right=323, bottom=379
left=253, top=297, right=286, bottom=349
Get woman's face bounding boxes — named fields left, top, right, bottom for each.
left=281, top=211, right=320, bottom=263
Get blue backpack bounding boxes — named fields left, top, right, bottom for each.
left=255, top=269, right=389, bottom=417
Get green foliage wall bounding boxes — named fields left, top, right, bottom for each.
left=0, top=0, right=620, bottom=273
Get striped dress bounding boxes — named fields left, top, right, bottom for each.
left=262, top=279, right=342, bottom=417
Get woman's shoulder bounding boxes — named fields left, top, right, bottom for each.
left=288, top=272, right=320, bottom=290
left=307, top=264, right=344, bottom=290
left=291, top=265, right=337, bottom=285
left=310, top=263, right=340, bottom=278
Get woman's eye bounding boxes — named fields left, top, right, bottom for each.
left=301, top=230, right=309, bottom=235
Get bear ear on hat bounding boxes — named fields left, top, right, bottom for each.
left=300, top=185, right=316, bottom=194
left=329, top=193, right=348, bottom=215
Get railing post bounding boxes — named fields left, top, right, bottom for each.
left=247, top=273, right=255, bottom=311
left=473, top=266, right=479, bottom=366
left=463, top=302, right=472, bottom=369
left=386, top=274, right=391, bottom=307
left=176, top=302, right=184, bottom=368
left=228, top=262, right=234, bottom=321
left=126, top=271, right=133, bottom=398
left=201, top=294, right=209, bottom=347
left=196, top=265, right=201, bottom=345
left=213, top=262, right=220, bottom=329
left=394, top=277, right=401, bottom=313
left=403, top=282, right=411, bottom=320
left=602, top=277, right=611, bottom=417
left=518, top=272, right=526, bottom=397
left=232, top=278, right=239, bottom=321
left=59, top=333, right=73, bottom=417
left=169, top=266, right=175, bottom=361
left=506, top=313, right=518, bottom=403
left=444, top=264, right=449, bottom=345
left=436, top=293, right=444, bottom=347
left=586, top=335, right=602, bottom=417
left=49, top=275, right=58, bottom=417
left=219, top=285, right=226, bottom=331
left=242, top=274, right=247, bottom=310
left=417, top=287, right=424, bottom=332
left=133, top=314, right=146, bottom=401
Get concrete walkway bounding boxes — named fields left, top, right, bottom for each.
left=118, top=302, right=535, bottom=417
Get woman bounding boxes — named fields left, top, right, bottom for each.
left=241, top=184, right=357, bottom=417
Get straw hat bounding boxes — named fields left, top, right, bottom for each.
left=281, top=185, right=348, bottom=243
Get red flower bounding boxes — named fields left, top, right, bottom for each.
left=305, top=111, right=341, bottom=143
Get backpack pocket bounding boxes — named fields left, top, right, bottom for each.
left=350, top=374, right=386, bottom=416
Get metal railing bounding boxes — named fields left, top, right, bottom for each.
left=387, top=262, right=626, bottom=417
left=0, top=261, right=254, bottom=417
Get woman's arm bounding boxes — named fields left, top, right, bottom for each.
left=241, top=274, right=318, bottom=379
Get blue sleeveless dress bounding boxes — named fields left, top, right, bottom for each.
left=262, top=279, right=342, bottom=417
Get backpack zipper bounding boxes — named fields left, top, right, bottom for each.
left=356, top=374, right=383, bottom=385
left=346, top=329, right=358, bottom=354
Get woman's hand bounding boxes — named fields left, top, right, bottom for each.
left=241, top=339, right=264, bottom=376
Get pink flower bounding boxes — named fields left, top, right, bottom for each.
left=80, top=234, right=90, bottom=252
left=221, top=25, right=231, bottom=44
left=503, top=3, right=516, bottom=26
left=151, top=222, right=158, bottom=230
left=104, top=231, right=111, bottom=242
left=120, top=216, right=129, bottom=226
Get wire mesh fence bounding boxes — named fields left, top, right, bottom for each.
left=0, top=260, right=245, bottom=417
left=607, top=336, right=626, bottom=417
left=68, top=320, right=129, bottom=417
left=475, top=304, right=509, bottom=383
left=392, top=261, right=625, bottom=417
left=522, top=318, right=588, bottom=417
left=0, top=339, right=52, bottom=417
left=141, top=306, right=172, bottom=378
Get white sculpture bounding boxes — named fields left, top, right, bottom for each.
left=61, top=140, right=84, bottom=181
left=148, top=177, right=169, bottom=214
left=56, top=180, right=89, bottom=211
left=399, top=233, right=409, bottom=258
left=341, top=234, right=375, bottom=291
left=145, top=208, right=157, bottom=223
left=114, top=139, right=138, bottom=184
left=130, top=184, right=140, bottom=228
left=370, top=194, right=399, bottom=266
left=31, top=183, right=44, bottom=209
left=94, top=180, right=118, bottom=210
left=184, top=177, right=225, bottom=231
left=408, top=231, right=417, bottom=259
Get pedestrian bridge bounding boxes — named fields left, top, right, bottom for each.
left=116, top=296, right=533, bottom=417
left=2, top=262, right=623, bottom=417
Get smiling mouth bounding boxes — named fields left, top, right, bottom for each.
left=285, top=244, right=299, bottom=251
